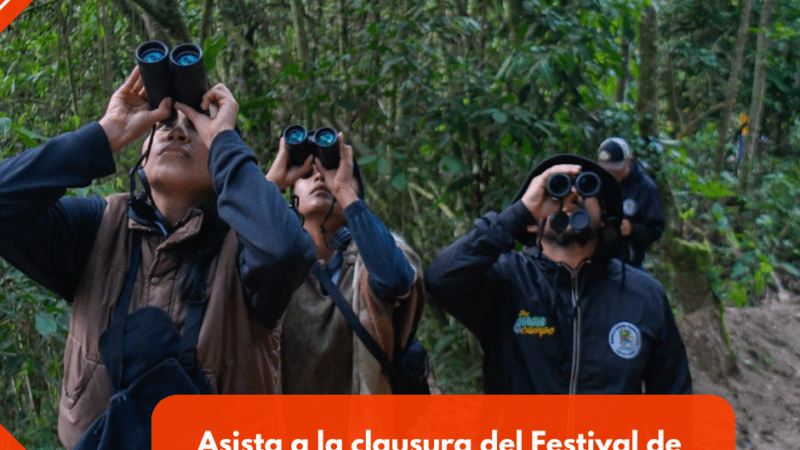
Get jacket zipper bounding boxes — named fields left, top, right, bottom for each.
left=568, top=265, right=582, bottom=395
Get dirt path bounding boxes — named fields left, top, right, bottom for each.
left=680, top=298, right=800, bottom=449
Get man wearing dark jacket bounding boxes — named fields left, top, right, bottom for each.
left=597, top=137, right=665, bottom=268
left=0, top=67, right=315, bottom=448
left=424, top=154, right=691, bottom=395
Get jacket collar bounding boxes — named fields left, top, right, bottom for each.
left=127, top=193, right=206, bottom=249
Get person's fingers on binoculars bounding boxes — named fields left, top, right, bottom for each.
left=531, top=165, right=583, bottom=196
left=136, top=85, right=149, bottom=103
left=299, top=154, right=314, bottom=174
left=274, top=137, right=289, bottom=162
left=539, top=164, right=583, bottom=180
left=119, top=66, right=141, bottom=91
left=173, top=101, right=194, bottom=119
left=131, top=74, right=145, bottom=97
left=201, top=84, right=236, bottom=110
left=313, top=159, right=339, bottom=188
left=339, top=143, right=353, bottom=171
left=521, top=164, right=581, bottom=219
left=281, top=156, right=315, bottom=190
left=174, top=102, right=206, bottom=130
left=313, top=158, right=327, bottom=176
left=150, top=97, right=172, bottom=123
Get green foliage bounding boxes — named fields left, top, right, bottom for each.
left=0, top=259, right=68, bottom=448
left=1, top=0, right=800, bottom=441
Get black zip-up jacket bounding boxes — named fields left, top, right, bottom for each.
left=620, top=161, right=665, bottom=267
left=425, top=201, right=691, bottom=394
left=0, top=122, right=315, bottom=328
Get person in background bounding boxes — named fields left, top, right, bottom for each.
left=266, top=133, right=425, bottom=394
left=597, top=137, right=665, bottom=268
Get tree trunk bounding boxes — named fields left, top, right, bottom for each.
left=738, top=0, right=774, bottom=195
left=58, top=1, right=80, bottom=118
left=652, top=148, right=738, bottom=382
left=200, top=0, right=215, bottom=44
left=128, top=0, right=191, bottom=44
left=714, top=0, right=752, bottom=173
left=504, top=0, right=521, bottom=46
left=339, top=0, right=348, bottom=75
left=615, top=35, right=630, bottom=104
left=636, top=3, right=658, bottom=139
left=289, top=0, right=309, bottom=65
left=99, top=2, right=112, bottom=94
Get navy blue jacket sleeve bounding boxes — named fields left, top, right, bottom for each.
left=424, top=200, right=534, bottom=337
left=642, top=289, right=692, bottom=394
left=629, top=185, right=665, bottom=250
left=343, top=200, right=414, bottom=300
left=0, top=122, right=114, bottom=300
left=208, top=130, right=315, bottom=329
left=624, top=164, right=665, bottom=264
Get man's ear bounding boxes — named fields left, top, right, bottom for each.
left=526, top=224, right=539, bottom=234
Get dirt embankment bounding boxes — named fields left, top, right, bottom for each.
left=679, top=295, right=800, bottom=449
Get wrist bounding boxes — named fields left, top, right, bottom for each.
left=520, top=196, right=539, bottom=219
left=98, top=117, right=123, bottom=152
left=334, top=187, right=359, bottom=209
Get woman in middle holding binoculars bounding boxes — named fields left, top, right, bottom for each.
left=266, top=128, right=426, bottom=394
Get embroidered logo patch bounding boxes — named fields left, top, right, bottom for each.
left=623, top=199, right=638, bottom=217
left=608, top=322, right=641, bottom=359
left=513, top=310, right=555, bottom=337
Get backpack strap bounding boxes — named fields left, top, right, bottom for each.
left=104, top=231, right=143, bottom=391
left=179, top=262, right=212, bottom=370
left=310, top=262, right=400, bottom=380
left=104, top=229, right=212, bottom=390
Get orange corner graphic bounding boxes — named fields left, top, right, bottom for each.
left=0, top=423, right=26, bottom=450
left=0, top=0, right=35, bottom=34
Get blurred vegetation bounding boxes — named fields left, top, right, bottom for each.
left=1, top=0, right=800, bottom=446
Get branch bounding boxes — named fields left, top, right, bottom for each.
left=682, top=102, right=726, bottom=137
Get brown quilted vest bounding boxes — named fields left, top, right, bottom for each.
left=57, top=193, right=280, bottom=448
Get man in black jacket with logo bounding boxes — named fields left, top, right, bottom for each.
left=424, top=154, right=691, bottom=395
left=597, top=137, right=665, bottom=268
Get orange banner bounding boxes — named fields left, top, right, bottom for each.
left=0, top=0, right=33, bottom=34
left=153, top=396, right=733, bottom=450
left=0, top=424, right=25, bottom=450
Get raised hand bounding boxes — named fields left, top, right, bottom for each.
left=98, top=66, right=172, bottom=152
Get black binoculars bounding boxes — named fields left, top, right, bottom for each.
left=545, top=172, right=602, bottom=233
left=282, top=125, right=340, bottom=171
left=546, top=172, right=601, bottom=199
left=136, top=41, right=209, bottom=123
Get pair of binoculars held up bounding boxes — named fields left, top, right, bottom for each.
left=545, top=172, right=601, bottom=233
left=136, top=41, right=209, bottom=123
left=282, top=125, right=340, bottom=171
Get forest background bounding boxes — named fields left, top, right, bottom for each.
left=1, top=0, right=799, bottom=447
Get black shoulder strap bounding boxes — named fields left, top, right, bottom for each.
left=105, top=231, right=143, bottom=391
left=310, top=263, right=399, bottom=378
left=179, top=262, right=212, bottom=370
left=104, top=229, right=212, bottom=389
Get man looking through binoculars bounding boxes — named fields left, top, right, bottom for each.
left=425, top=154, right=691, bottom=395
left=0, top=66, right=315, bottom=448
